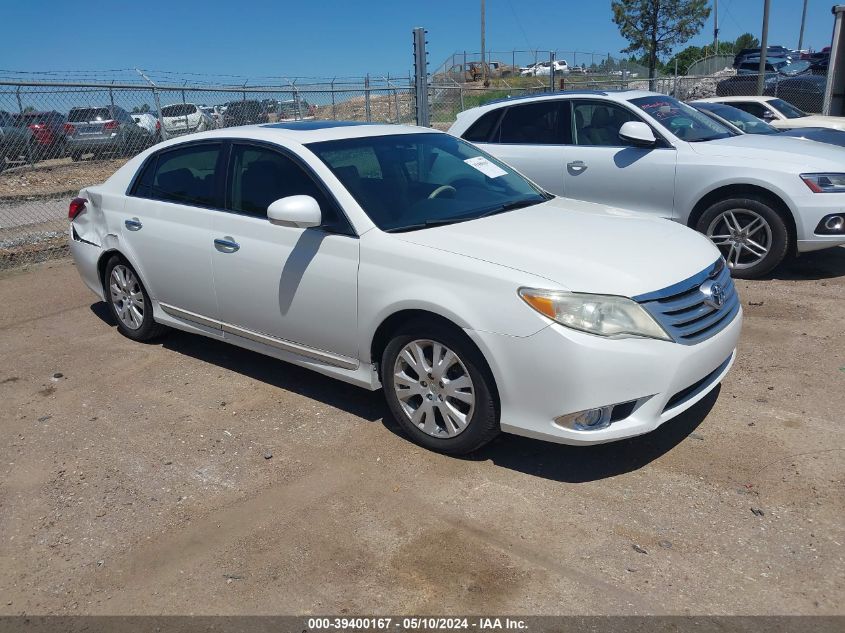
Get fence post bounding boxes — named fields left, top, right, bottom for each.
left=364, top=74, right=371, bottom=122
left=549, top=51, right=555, bottom=92
left=331, top=78, right=336, bottom=120
left=413, top=27, right=430, bottom=127
left=15, top=86, right=35, bottom=166
left=674, top=59, right=678, bottom=97
left=135, top=68, right=167, bottom=140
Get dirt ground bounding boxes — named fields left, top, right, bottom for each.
left=0, top=250, right=843, bottom=616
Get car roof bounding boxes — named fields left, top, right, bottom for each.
left=695, top=96, right=776, bottom=104
left=463, top=89, right=660, bottom=111
left=149, top=121, right=435, bottom=146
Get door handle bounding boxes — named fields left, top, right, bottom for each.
left=567, top=160, right=587, bottom=172
left=214, top=237, right=240, bottom=253
left=124, top=218, right=143, bottom=231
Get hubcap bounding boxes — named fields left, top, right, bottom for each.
left=109, top=265, right=145, bottom=330
left=393, top=339, right=475, bottom=438
left=706, top=209, right=772, bottom=270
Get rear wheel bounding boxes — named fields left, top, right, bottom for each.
left=70, top=151, right=83, bottom=162
left=103, top=256, right=168, bottom=341
left=382, top=321, right=499, bottom=454
left=696, top=196, right=790, bottom=279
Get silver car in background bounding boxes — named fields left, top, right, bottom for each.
left=65, top=106, right=150, bottom=161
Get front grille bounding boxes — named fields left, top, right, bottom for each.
left=635, top=259, right=739, bottom=345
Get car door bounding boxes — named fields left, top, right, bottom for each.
left=211, top=141, right=359, bottom=362
left=563, top=99, right=677, bottom=219
left=469, top=100, right=572, bottom=196
left=121, top=141, right=223, bottom=322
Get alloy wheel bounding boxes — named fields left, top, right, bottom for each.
left=706, top=209, right=773, bottom=270
left=392, top=339, right=475, bottom=438
left=109, top=265, right=145, bottom=330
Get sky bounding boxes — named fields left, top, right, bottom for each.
left=0, top=0, right=838, bottom=80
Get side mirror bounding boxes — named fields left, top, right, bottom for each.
left=618, top=121, right=657, bottom=146
left=267, top=195, right=322, bottom=228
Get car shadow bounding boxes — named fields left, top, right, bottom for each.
left=768, top=245, right=845, bottom=281
left=462, top=386, right=720, bottom=483
left=88, top=302, right=386, bottom=422
left=90, top=301, right=717, bottom=481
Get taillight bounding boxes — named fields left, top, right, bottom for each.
left=155, top=120, right=161, bottom=130
left=64, top=122, right=76, bottom=135
left=103, top=120, right=119, bottom=130
left=68, top=197, right=87, bottom=220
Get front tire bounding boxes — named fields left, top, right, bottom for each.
left=382, top=321, right=499, bottom=454
left=103, top=256, right=168, bottom=341
left=696, top=196, right=790, bottom=279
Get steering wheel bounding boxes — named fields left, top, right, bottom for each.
left=428, top=185, right=457, bottom=199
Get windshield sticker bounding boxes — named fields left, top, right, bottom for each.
left=464, top=156, right=508, bottom=178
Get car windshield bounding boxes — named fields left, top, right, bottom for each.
left=768, top=98, right=807, bottom=119
left=780, top=60, right=811, bottom=75
left=161, top=104, right=197, bottom=117
left=630, top=95, right=733, bottom=142
left=308, top=132, right=549, bottom=233
left=694, top=102, right=779, bottom=135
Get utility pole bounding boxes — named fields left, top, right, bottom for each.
left=756, top=0, right=771, bottom=95
left=798, top=0, right=809, bottom=50
left=480, top=0, right=487, bottom=86
left=713, top=0, right=719, bottom=56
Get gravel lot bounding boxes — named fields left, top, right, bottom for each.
left=0, top=250, right=843, bottom=616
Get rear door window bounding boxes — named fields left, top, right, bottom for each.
left=132, top=143, right=222, bottom=208
left=161, top=104, right=198, bottom=117
left=497, top=101, right=572, bottom=145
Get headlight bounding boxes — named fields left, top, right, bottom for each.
left=800, top=173, right=845, bottom=193
left=518, top=288, right=672, bottom=341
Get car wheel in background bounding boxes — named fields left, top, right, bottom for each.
left=103, top=256, right=168, bottom=341
left=696, top=196, right=790, bottom=279
left=70, top=151, right=83, bottom=162
left=382, top=320, right=499, bottom=455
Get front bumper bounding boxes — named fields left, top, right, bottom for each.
left=792, top=192, right=845, bottom=252
left=466, top=308, right=742, bottom=445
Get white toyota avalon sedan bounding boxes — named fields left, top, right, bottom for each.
left=449, top=90, right=845, bottom=279
left=69, top=122, right=741, bottom=454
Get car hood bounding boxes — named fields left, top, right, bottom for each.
left=394, top=197, right=719, bottom=297
left=688, top=133, right=845, bottom=167
left=775, top=115, right=845, bottom=130
left=780, top=127, right=845, bottom=147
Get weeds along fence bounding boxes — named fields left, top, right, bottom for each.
left=0, top=77, right=414, bottom=268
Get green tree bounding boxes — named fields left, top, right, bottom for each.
left=734, top=32, right=760, bottom=52
left=22, top=105, right=37, bottom=113
left=132, top=103, right=151, bottom=113
left=611, top=0, right=712, bottom=85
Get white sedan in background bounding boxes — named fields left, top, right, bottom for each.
left=68, top=122, right=740, bottom=454
left=696, top=95, right=845, bottom=131
left=130, top=113, right=160, bottom=141
left=159, top=103, right=213, bottom=137
left=450, top=90, right=845, bottom=278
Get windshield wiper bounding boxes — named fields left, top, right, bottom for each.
left=475, top=196, right=546, bottom=219
left=383, top=196, right=547, bottom=234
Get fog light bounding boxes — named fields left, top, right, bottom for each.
left=825, top=215, right=844, bottom=231
left=816, top=214, right=845, bottom=234
left=555, top=406, right=613, bottom=431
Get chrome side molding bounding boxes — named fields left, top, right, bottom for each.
left=158, top=302, right=358, bottom=370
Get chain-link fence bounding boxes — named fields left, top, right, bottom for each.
left=0, top=75, right=414, bottom=268
left=433, top=50, right=650, bottom=81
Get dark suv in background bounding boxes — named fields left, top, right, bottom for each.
left=222, top=100, right=270, bottom=127
left=64, top=105, right=150, bottom=161
left=14, top=111, right=68, bottom=160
